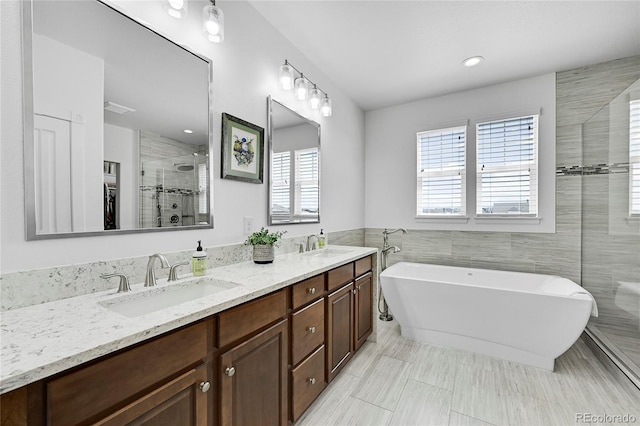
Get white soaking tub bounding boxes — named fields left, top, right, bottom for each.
left=380, top=262, right=597, bottom=370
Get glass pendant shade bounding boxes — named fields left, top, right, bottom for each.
left=295, top=75, right=308, bottom=100
left=279, top=62, right=294, bottom=90
left=320, top=95, right=332, bottom=117
left=163, top=0, right=188, bottom=19
left=309, top=86, right=321, bottom=109
left=203, top=2, right=224, bottom=43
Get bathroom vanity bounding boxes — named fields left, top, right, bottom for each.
left=0, top=247, right=376, bottom=425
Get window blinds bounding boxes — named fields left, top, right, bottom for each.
left=198, top=163, right=208, bottom=215
left=416, top=126, right=466, bottom=216
left=295, top=148, right=319, bottom=215
left=271, top=151, right=291, bottom=215
left=476, top=115, right=538, bottom=216
left=630, top=100, right=640, bottom=215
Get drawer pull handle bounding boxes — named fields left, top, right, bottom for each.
left=225, top=366, right=236, bottom=377
left=308, top=377, right=316, bottom=385
left=199, top=381, right=211, bottom=393
left=307, top=287, right=316, bottom=295
left=307, top=326, right=316, bottom=334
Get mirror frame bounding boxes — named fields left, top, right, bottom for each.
left=22, top=0, right=214, bottom=240
left=267, top=96, right=321, bottom=225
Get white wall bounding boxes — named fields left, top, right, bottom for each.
left=364, top=73, right=556, bottom=233
left=104, top=123, right=138, bottom=230
left=0, top=0, right=365, bottom=273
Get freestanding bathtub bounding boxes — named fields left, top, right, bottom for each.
left=380, top=262, right=597, bottom=371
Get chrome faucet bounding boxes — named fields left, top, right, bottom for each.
left=145, top=253, right=170, bottom=287
left=382, top=228, right=407, bottom=249
left=101, top=273, right=131, bottom=293
left=306, top=234, right=319, bottom=251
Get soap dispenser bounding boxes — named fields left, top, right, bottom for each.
left=192, top=240, right=207, bottom=276
left=318, top=229, right=327, bottom=248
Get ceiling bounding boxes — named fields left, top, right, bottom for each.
left=249, top=1, right=640, bottom=111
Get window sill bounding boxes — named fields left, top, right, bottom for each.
left=415, top=216, right=469, bottom=224
left=474, top=215, right=542, bottom=225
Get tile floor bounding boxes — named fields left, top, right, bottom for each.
left=296, top=320, right=640, bottom=426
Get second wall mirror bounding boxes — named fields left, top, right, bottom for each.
left=267, top=96, right=320, bottom=224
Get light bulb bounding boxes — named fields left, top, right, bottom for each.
left=309, top=86, right=321, bottom=109
left=163, top=0, right=187, bottom=18
left=279, top=62, right=294, bottom=90
left=295, top=75, right=308, bottom=100
left=320, top=95, right=332, bottom=117
left=203, top=2, right=224, bottom=43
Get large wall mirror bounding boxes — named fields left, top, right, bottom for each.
left=267, top=96, right=320, bottom=224
left=22, top=0, right=213, bottom=239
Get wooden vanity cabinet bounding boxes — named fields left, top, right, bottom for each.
left=325, top=255, right=374, bottom=382
left=46, top=319, right=214, bottom=426
left=289, top=276, right=327, bottom=422
left=217, top=289, right=288, bottom=426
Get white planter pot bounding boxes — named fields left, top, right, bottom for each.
left=252, top=244, right=274, bottom=264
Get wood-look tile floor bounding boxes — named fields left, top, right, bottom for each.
left=296, top=320, right=640, bottom=426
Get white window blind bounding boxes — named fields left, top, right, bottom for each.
left=630, top=99, right=640, bottom=215
left=295, top=148, right=319, bottom=215
left=416, top=126, right=467, bottom=216
left=476, top=115, right=538, bottom=216
left=271, top=151, right=291, bottom=215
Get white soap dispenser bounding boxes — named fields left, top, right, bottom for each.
left=192, top=240, right=207, bottom=276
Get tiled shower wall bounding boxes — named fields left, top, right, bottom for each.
left=365, top=56, right=640, bottom=291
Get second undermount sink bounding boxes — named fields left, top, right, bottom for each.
left=303, top=248, right=352, bottom=258
left=99, top=279, right=238, bottom=318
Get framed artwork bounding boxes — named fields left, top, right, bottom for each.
left=221, top=113, right=264, bottom=183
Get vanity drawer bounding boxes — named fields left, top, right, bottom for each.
left=355, top=255, right=373, bottom=277
left=46, top=320, right=211, bottom=426
left=218, top=289, right=287, bottom=347
left=291, top=274, right=325, bottom=309
left=291, top=298, right=325, bottom=366
left=327, top=262, right=354, bottom=291
left=291, top=345, right=326, bottom=422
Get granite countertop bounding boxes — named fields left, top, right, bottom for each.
left=0, top=245, right=377, bottom=394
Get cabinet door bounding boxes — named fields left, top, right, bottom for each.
left=219, top=319, right=288, bottom=426
left=326, top=282, right=353, bottom=383
left=96, top=363, right=210, bottom=426
left=354, top=272, right=373, bottom=351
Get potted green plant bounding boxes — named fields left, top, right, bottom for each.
left=244, top=227, right=286, bottom=264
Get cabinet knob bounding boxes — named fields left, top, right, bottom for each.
left=352, top=289, right=357, bottom=295
left=307, top=287, right=316, bottom=295
left=225, top=366, right=236, bottom=377
left=308, top=377, right=316, bottom=385
left=307, top=326, right=316, bottom=334
left=199, top=381, right=211, bottom=393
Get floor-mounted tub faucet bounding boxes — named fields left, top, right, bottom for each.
left=379, top=228, right=408, bottom=322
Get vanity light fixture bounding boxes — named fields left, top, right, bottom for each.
left=462, top=56, right=484, bottom=67
left=162, top=0, right=188, bottom=19
left=203, top=0, right=224, bottom=43
left=278, top=59, right=332, bottom=117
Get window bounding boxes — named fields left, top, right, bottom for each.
left=271, top=151, right=291, bottom=215
left=271, top=148, right=319, bottom=220
left=476, top=115, right=538, bottom=216
left=630, top=100, right=640, bottom=216
left=416, top=126, right=466, bottom=216
left=198, top=162, right=208, bottom=215
left=295, top=148, right=319, bottom=216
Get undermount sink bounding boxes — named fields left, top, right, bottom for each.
left=303, top=248, right=352, bottom=258
left=100, top=279, right=238, bottom=318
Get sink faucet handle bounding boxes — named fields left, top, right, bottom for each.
left=101, top=273, right=131, bottom=293
left=168, top=261, right=190, bottom=281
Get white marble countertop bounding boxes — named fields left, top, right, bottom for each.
left=0, top=245, right=377, bottom=394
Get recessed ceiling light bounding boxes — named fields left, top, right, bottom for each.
left=184, top=129, right=193, bottom=134
left=462, top=56, right=484, bottom=67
